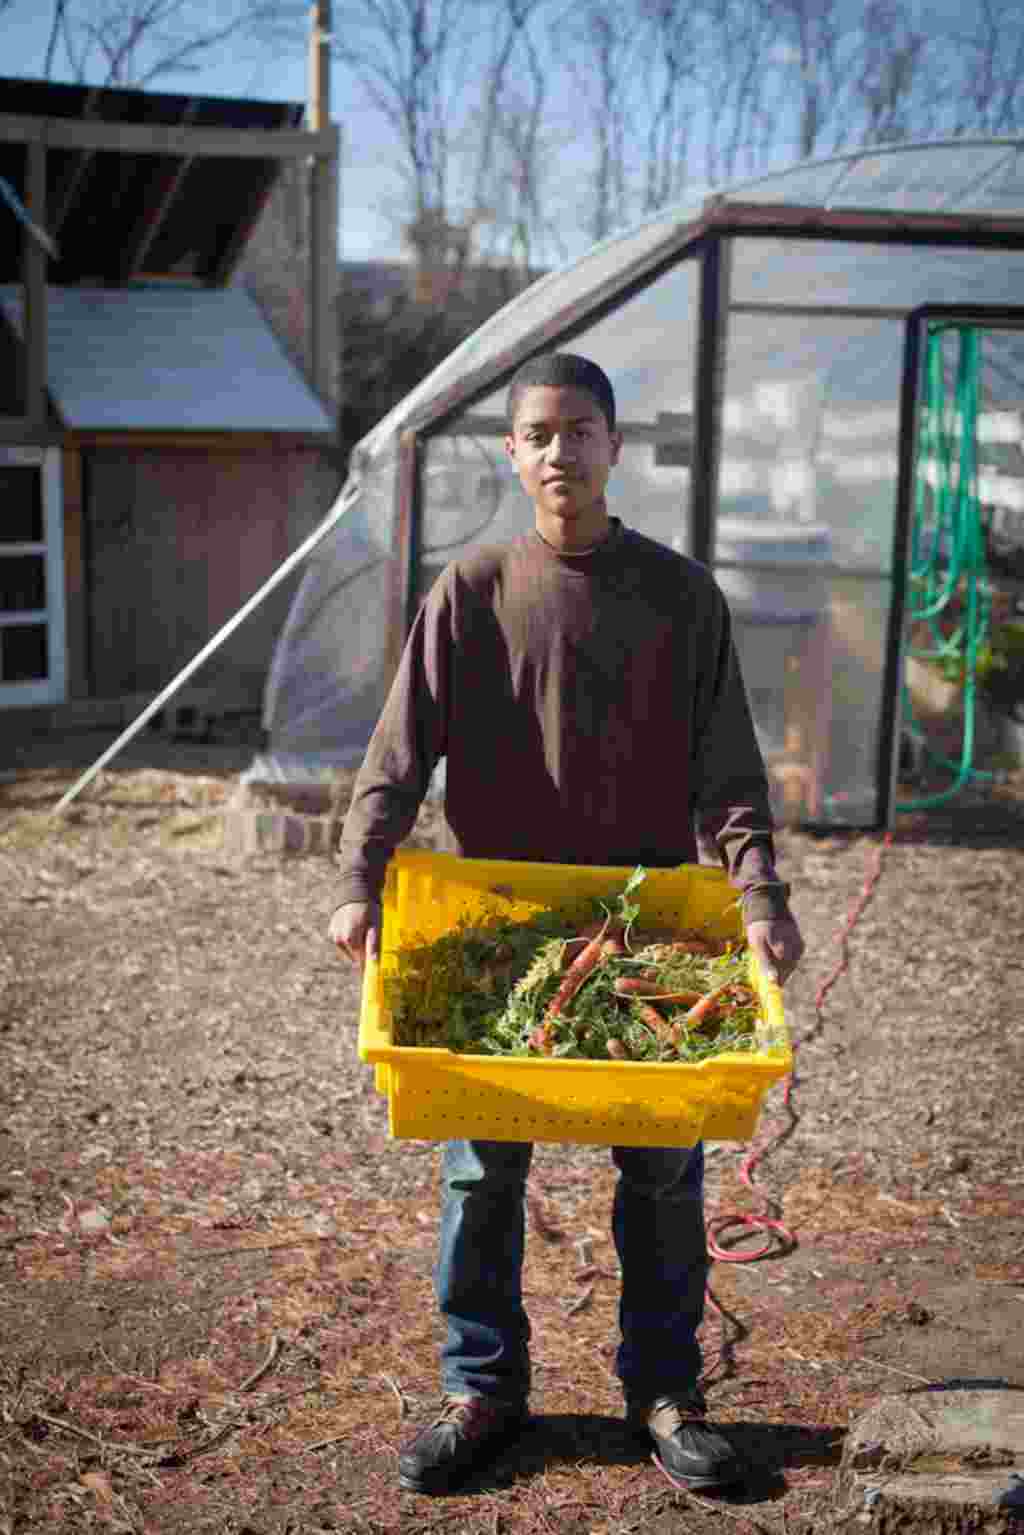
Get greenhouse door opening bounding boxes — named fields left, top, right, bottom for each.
left=890, top=305, right=1024, bottom=815
left=0, top=445, right=65, bottom=709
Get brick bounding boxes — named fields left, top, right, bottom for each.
left=283, top=815, right=306, bottom=854
left=253, top=812, right=285, bottom=854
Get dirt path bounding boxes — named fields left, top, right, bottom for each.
left=1, top=738, right=1023, bottom=1533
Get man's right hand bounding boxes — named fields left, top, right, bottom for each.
left=328, top=902, right=381, bottom=969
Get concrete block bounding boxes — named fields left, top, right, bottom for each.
left=253, top=812, right=285, bottom=854
left=282, top=815, right=307, bottom=854
left=218, top=808, right=339, bottom=859
left=842, top=1384, right=1024, bottom=1531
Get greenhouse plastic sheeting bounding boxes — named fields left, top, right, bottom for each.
left=258, top=139, right=1024, bottom=821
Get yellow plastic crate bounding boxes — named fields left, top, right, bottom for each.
left=357, top=849, right=792, bottom=1148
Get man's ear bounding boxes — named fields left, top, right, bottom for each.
left=610, top=431, right=623, bottom=466
left=504, top=434, right=517, bottom=464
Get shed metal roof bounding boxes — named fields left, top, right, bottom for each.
left=0, top=284, right=335, bottom=434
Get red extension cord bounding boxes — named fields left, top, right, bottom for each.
left=700, top=832, right=894, bottom=1379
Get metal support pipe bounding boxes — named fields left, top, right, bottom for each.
left=52, top=480, right=359, bottom=815
left=689, top=235, right=731, bottom=565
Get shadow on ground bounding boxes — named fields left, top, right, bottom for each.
left=456, top=1411, right=843, bottom=1500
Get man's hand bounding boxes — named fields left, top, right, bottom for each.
left=329, top=902, right=381, bottom=969
left=745, top=914, right=804, bottom=987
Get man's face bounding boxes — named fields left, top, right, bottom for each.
left=504, top=384, right=622, bottom=539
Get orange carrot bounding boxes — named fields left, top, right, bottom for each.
left=561, top=919, right=621, bottom=970
left=528, top=1023, right=555, bottom=1054
left=633, top=1001, right=670, bottom=1041
left=678, top=980, right=734, bottom=1029
left=546, top=916, right=615, bottom=1017
left=613, top=977, right=702, bottom=1005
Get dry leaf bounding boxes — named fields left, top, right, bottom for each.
left=80, top=1470, right=114, bottom=1504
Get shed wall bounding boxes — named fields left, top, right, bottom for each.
left=84, top=442, right=338, bottom=700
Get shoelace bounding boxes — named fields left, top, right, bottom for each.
left=435, top=1395, right=498, bottom=1429
left=648, top=1396, right=704, bottom=1433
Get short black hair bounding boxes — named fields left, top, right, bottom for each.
left=507, top=352, right=616, bottom=433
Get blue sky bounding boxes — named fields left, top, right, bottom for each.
left=0, top=2, right=423, bottom=263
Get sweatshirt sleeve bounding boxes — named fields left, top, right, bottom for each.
left=334, top=577, right=451, bottom=907
left=689, top=584, right=792, bottom=926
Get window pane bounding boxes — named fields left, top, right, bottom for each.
left=732, top=236, right=1024, bottom=312
left=2, top=622, right=47, bottom=681
left=0, top=555, right=46, bottom=611
left=717, top=310, right=904, bottom=825
left=0, top=466, right=43, bottom=543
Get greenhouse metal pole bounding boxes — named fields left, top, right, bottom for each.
left=690, top=234, right=731, bottom=566
left=877, top=308, right=924, bottom=829
left=52, top=481, right=359, bottom=816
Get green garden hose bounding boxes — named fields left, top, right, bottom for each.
left=896, top=323, right=996, bottom=812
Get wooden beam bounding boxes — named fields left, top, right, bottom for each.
left=121, top=101, right=200, bottom=280
left=0, top=420, right=52, bottom=445
left=24, top=140, right=48, bottom=431
left=52, top=149, right=96, bottom=236
left=209, top=177, right=278, bottom=284
left=308, top=0, right=338, bottom=411
left=122, top=156, right=194, bottom=279
left=0, top=112, right=338, bottom=161
left=51, top=87, right=103, bottom=235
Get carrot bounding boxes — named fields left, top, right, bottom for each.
left=528, top=1023, right=555, bottom=1054
left=613, top=977, right=702, bottom=1005
left=561, top=919, right=622, bottom=970
left=678, top=980, right=734, bottom=1029
left=633, top=1001, right=670, bottom=1041
left=546, top=916, right=618, bottom=1017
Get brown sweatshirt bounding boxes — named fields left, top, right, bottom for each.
left=336, top=520, right=790, bottom=924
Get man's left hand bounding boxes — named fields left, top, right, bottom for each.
left=745, top=914, right=805, bottom=986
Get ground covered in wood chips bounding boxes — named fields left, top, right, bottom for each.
left=1, top=729, right=1023, bottom=1534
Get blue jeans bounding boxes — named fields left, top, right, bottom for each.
left=435, top=1138, right=707, bottom=1406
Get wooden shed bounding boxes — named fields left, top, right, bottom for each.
left=0, top=66, right=340, bottom=726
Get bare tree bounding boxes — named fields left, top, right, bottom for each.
left=854, top=0, right=932, bottom=146
left=638, top=0, right=698, bottom=213
left=946, top=0, right=1024, bottom=135
left=565, top=0, right=637, bottom=242
left=761, top=0, right=850, bottom=161
left=41, top=0, right=301, bottom=87
left=469, top=28, right=566, bottom=275
left=320, top=0, right=561, bottom=270
left=322, top=0, right=482, bottom=243
left=699, top=0, right=779, bottom=183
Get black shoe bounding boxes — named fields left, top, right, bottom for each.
left=398, top=1393, right=529, bottom=1494
left=627, top=1392, right=744, bottom=1489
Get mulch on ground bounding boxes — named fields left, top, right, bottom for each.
left=2, top=735, right=1023, bottom=1533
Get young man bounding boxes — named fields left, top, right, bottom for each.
left=330, top=352, right=804, bottom=1495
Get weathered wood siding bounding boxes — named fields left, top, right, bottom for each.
left=85, top=442, right=338, bottom=700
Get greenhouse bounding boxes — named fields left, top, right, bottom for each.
left=258, top=138, right=1024, bottom=828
